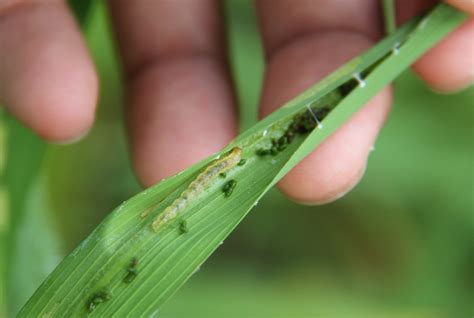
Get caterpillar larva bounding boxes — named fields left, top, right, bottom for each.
left=151, top=147, right=242, bottom=232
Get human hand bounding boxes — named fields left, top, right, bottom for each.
left=1, top=0, right=472, bottom=204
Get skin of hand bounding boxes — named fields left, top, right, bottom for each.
left=0, top=0, right=472, bottom=204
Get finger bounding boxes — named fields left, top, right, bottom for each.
left=397, top=1, right=474, bottom=92
left=256, top=0, right=393, bottom=204
left=412, top=18, right=474, bottom=92
left=109, top=0, right=237, bottom=187
left=0, top=0, right=98, bottom=142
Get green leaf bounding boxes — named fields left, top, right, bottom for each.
left=18, top=4, right=466, bottom=317
left=6, top=177, right=62, bottom=316
left=0, top=113, right=48, bottom=317
left=382, top=0, right=397, bottom=35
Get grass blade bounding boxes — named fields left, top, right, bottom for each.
left=0, top=114, right=48, bottom=317
left=382, top=0, right=397, bottom=35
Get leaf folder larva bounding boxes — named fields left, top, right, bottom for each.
left=151, top=147, right=242, bottom=231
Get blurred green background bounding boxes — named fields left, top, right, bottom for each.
left=1, top=1, right=473, bottom=317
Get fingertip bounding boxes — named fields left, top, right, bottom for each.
left=32, top=93, right=97, bottom=144
left=0, top=1, right=99, bottom=143
left=280, top=159, right=367, bottom=205
left=413, top=18, right=474, bottom=93
left=5, top=57, right=98, bottom=143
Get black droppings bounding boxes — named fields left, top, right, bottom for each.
left=256, top=148, right=271, bottom=156
left=339, top=79, right=358, bottom=96
left=277, top=143, right=287, bottom=152
left=86, top=290, right=111, bottom=313
left=179, top=220, right=189, bottom=234
left=223, top=180, right=237, bottom=197
left=278, top=136, right=288, bottom=146
left=124, top=269, right=138, bottom=284
left=123, top=257, right=139, bottom=284
left=255, top=98, right=337, bottom=161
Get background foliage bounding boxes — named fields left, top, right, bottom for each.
left=1, top=1, right=473, bottom=317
